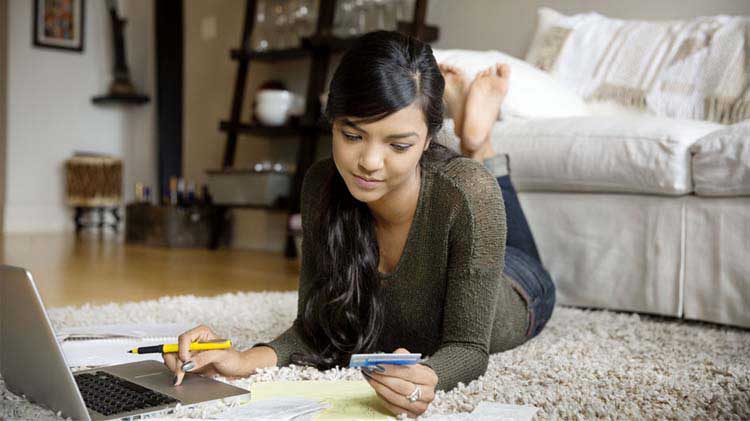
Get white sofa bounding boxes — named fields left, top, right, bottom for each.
left=501, top=118, right=749, bottom=329
left=433, top=8, right=750, bottom=328
left=438, top=116, right=750, bottom=329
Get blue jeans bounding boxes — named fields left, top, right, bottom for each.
left=497, top=175, right=556, bottom=339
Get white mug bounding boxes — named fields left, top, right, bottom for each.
left=255, top=90, right=305, bottom=126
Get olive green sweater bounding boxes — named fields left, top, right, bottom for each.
left=257, top=147, right=529, bottom=391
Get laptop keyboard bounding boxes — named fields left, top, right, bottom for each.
left=74, top=371, right=179, bottom=416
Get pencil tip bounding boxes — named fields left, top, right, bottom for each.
left=127, top=350, right=132, bottom=353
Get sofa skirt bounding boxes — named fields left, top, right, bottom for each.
left=518, top=192, right=749, bottom=328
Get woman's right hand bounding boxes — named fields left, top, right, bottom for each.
left=162, top=325, right=247, bottom=386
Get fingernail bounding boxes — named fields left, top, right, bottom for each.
left=173, top=375, right=178, bottom=386
left=361, top=370, right=372, bottom=379
left=182, top=361, right=195, bottom=372
left=374, top=364, right=386, bottom=373
left=364, top=366, right=375, bottom=373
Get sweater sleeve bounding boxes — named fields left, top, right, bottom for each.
left=252, top=160, right=333, bottom=366
left=420, top=159, right=511, bottom=391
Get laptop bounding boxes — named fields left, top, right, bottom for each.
left=0, top=265, right=250, bottom=420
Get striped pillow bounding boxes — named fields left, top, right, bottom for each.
left=525, top=8, right=750, bottom=124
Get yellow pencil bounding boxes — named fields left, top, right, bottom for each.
left=127, top=339, right=232, bottom=354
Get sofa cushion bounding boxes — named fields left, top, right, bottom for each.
left=432, top=48, right=589, bottom=120
left=691, top=122, right=750, bottom=196
left=441, top=116, right=721, bottom=195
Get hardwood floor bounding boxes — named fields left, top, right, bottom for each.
left=0, top=233, right=300, bottom=308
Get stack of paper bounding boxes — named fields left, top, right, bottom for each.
left=246, top=380, right=539, bottom=421
left=207, top=397, right=328, bottom=420
left=55, top=323, right=193, bottom=367
left=250, top=380, right=394, bottom=420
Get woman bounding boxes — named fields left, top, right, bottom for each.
left=163, top=31, right=555, bottom=418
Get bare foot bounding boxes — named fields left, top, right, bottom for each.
left=439, top=63, right=469, bottom=138
left=465, top=136, right=496, bottom=162
left=461, top=63, right=510, bottom=161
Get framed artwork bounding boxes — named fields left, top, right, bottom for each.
left=33, top=0, right=85, bottom=52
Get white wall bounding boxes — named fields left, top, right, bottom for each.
left=429, top=0, right=750, bottom=58
left=3, top=0, right=156, bottom=233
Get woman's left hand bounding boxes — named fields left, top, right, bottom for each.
left=362, top=348, right=438, bottom=419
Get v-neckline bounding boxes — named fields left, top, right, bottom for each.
left=378, top=167, right=428, bottom=280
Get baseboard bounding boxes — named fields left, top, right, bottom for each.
left=3, top=204, right=73, bottom=233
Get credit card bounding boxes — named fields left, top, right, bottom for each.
left=349, top=353, right=423, bottom=368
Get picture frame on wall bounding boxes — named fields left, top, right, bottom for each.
left=33, top=0, right=85, bottom=52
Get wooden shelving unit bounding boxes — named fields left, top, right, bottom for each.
left=218, top=120, right=323, bottom=137
left=212, top=0, right=439, bottom=256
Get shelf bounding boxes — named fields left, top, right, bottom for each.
left=400, top=22, right=440, bottom=42
left=305, top=23, right=439, bottom=50
left=230, top=47, right=309, bottom=62
left=92, top=93, right=150, bottom=105
left=219, top=120, right=328, bottom=137
left=212, top=201, right=289, bottom=212
left=230, top=23, right=440, bottom=62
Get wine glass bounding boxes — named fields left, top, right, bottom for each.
left=372, top=0, right=391, bottom=31
left=381, top=0, right=398, bottom=31
left=251, top=0, right=270, bottom=51
left=269, top=0, right=296, bottom=49
left=291, top=0, right=318, bottom=39
left=354, top=0, right=370, bottom=34
left=394, top=0, right=409, bottom=28
left=333, top=0, right=359, bottom=37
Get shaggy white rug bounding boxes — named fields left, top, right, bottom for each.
left=1, top=291, right=748, bottom=420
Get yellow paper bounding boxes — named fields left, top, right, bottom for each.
left=250, top=380, right=395, bottom=420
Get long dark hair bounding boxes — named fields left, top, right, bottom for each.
left=291, top=31, right=447, bottom=369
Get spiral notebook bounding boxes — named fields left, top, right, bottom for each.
left=56, top=323, right=194, bottom=368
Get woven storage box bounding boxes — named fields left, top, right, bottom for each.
left=125, top=203, right=214, bottom=248
left=65, top=155, right=122, bottom=206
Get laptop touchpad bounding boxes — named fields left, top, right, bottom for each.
left=103, top=360, right=249, bottom=405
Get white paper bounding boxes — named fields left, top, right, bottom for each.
left=56, top=323, right=193, bottom=341
left=423, top=402, right=539, bottom=421
left=290, top=413, right=319, bottom=421
left=62, top=337, right=178, bottom=367
left=55, top=323, right=195, bottom=368
left=472, top=402, right=539, bottom=420
left=423, top=415, right=511, bottom=420
left=207, top=397, right=327, bottom=420
left=423, top=415, right=508, bottom=420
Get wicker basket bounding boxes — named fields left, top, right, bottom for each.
left=65, top=155, right=122, bottom=207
